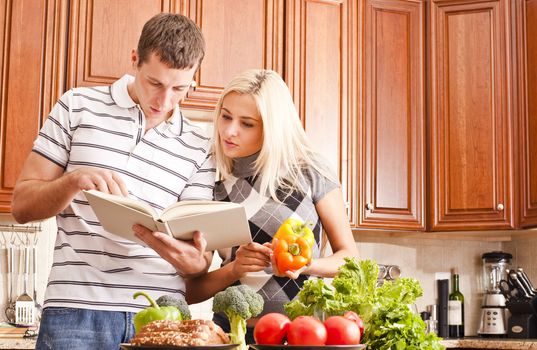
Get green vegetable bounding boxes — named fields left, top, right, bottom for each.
left=284, top=278, right=343, bottom=320
left=284, top=258, right=445, bottom=350
left=156, top=294, right=192, bottom=320
left=212, top=285, right=264, bottom=350
left=133, top=292, right=184, bottom=334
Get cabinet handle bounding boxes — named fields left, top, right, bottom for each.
left=497, top=203, right=504, bottom=211
left=365, top=203, right=372, bottom=210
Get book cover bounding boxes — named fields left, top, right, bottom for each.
left=83, top=190, right=252, bottom=251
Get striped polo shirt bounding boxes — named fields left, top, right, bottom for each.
left=33, top=74, right=216, bottom=312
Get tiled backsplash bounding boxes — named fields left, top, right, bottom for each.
left=355, top=234, right=503, bottom=336
left=2, top=213, right=537, bottom=337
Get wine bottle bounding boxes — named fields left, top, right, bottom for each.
left=448, top=269, right=465, bottom=338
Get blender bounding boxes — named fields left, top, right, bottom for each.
left=478, top=251, right=513, bottom=336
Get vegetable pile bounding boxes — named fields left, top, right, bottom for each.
left=254, top=312, right=363, bottom=346
left=212, top=284, right=264, bottom=350
left=284, top=258, right=445, bottom=350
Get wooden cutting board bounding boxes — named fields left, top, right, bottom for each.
left=0, top=326, right=29, bottom=338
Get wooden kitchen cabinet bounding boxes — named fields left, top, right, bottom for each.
left=0, top=0, right=350, bottom=214
left=285, top=0, right=357, bottom=224
left=67, top=0, right=284, bottom=114
left=356, top=0, right=537, bottom=231
left=0, top=0, right=285, bottom=213
left=0, top=0, right=67, bottom=212
left=2, top=0, right=535, bottom=233
left=359, top=0, right=426, bottom=230
left=429, top=0, right=513, bottom=230
left=517, top=0, right=537, bottom=228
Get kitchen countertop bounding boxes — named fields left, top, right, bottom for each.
left=2, top=336, right=537, bottom=349
left=441, top=338, right=537, bottom=349
left=0, top=338, right=36, bottom=349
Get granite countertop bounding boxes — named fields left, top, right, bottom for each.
left=0, top=337, right=36, bottom=349
left=441, top=338, right=537, bottom=349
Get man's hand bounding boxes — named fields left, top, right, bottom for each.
left=12, top=153, right=128, bottom=223
left=230, top=242, right=272, bottom=279
left=133, top=224, right=210, bottom=278
left=68, top=167, right=128, bottom=196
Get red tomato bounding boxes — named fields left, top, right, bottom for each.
left=287, top=316, right=327, bottom=345
left=253, top=313, right=291, bottom=345
left=323, top=316, right=361, bottom=345
left=344, top=311, right=365, bottom=336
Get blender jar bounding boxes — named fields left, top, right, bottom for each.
left=482, top=251, right=513, bottom=294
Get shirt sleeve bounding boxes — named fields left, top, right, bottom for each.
left=305, top=166, right=340, bottom=204
left=179, top=153, right=217, bottom=201
left=32, top=90, right=74, bottom=168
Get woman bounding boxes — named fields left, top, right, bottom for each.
left=185, top=69, right=358, bottom=342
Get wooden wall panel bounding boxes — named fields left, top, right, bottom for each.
left=430, top=0, right=512, bottom=230
left=181, top=0, right=284, bottom=114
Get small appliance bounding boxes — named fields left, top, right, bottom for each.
left=477, top=251, right=512, bottom=336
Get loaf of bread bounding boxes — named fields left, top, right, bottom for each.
left=130, top=319, right=230, bottom=346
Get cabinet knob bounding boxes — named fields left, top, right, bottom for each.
left=497, top=203, right=504, bottom=211
left=190, top=80, right=197, bottom=89
left=365, top=203, right=372, bottom=210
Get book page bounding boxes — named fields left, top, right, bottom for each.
left=164, top=205, right=252, bottom=251
left=160, top=200, right=242, bottom=221
left=83, top=190, right=158, bottom=218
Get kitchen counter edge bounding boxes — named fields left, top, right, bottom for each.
left=441, top=338, right=537, bottom=349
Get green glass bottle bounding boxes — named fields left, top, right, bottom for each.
left=448, top=270, right=465, bottom=338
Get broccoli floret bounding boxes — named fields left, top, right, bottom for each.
left=155, top=294, right=192, bottom=320
left=212, top=285, right=264, bottom=350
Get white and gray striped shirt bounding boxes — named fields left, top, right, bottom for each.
left=33, top=74, right=216, bottom=312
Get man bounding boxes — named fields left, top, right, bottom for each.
left=11, top=13, right=215, bottom=349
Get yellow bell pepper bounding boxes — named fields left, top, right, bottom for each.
left=273, top=218, right=315, bottom=249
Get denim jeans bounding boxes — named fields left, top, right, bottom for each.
left=36, top=307, right=136, bottom=350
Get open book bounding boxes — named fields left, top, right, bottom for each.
left=83, top=190, right=252, bottom=251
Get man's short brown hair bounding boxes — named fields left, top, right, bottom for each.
left=137, top=13, right=205, bottom=69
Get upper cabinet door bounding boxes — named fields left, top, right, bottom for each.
left=359, top=0, right=426, bottom=230
left=285, top=0, right=357, bottom=225
left=518, top=0, right=537, bottom=227
left=66, top=0, right=284, bottom=119
left=0, top=0, right=67, bottom=212
left=66, top=0, right=173, bottom=88
left=181, top=0, right=284, bottom=115
left=430, top=0, right=513, bottom=230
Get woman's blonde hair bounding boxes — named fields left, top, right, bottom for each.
left=213, top=69, right=337, bottom=201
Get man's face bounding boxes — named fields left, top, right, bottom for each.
left=130, top=51, right=197, bottom=122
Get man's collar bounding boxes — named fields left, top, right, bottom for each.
left=110, top=74, right=137, bottom=109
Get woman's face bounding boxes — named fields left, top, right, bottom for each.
left=218, top=92, right=264, bottom=159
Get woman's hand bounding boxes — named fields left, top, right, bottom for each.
left=230, top=242, right=272, bottom=279
left=133, top=224, right=210, bottom=278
